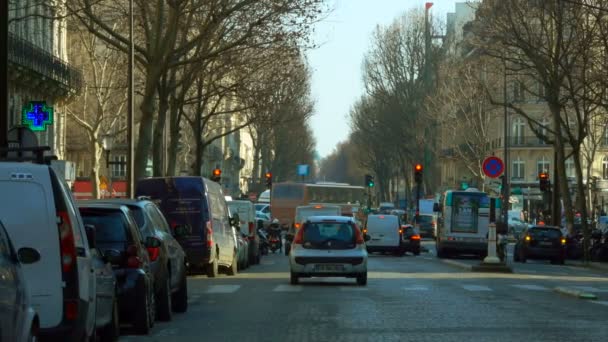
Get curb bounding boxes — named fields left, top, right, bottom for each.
left=554, top=287, right=598, bottom=300
left=567, top=261, right=608, bottom=273
left=441, top=259, right=473, bottom=271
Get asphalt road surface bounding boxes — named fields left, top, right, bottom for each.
left=121, top=241, right=608, bottom=342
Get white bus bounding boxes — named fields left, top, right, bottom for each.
left=435, top=188, right=491, bottom=259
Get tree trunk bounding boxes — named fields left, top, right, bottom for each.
left=551, top=104, right=574, bottom=233
left=166, top=99, right=181, bottom=176
left=194, top=81, right=204, bottom=176
left=134, top=69, right=161, bottom=181
left=152, top=87, right=169, bottom=177
left=90, top=139, right=103, bottom=199
left=573, top=149, right=590, bottom=262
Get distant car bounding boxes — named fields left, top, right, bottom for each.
left=414, top=214, right=436, bottom=239
left=289, top=216, right=370, bottom=286
left=78, top=204, right=156, bottom=335
left=0, top=220, right=40, bottom=342
left=364, top=214, right=406, bottom=256
left=514, top=225, right=566, bottom=264
left=89, top=199, right=189, bottom=321
left=400, top=224, right=421, bottom=256
left=285, top=204, right=342, bottom=254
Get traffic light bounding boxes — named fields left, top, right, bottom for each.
left=211, top=168, right=222, bottom=182
left=265, top=171, right=272, bottom=188
left=414, top=163, right=423, bottom=184
left=364, top=174, right=375, bottom=187
left=539, top=172, right=550, bottom=192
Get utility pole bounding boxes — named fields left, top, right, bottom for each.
left=127, top=0, right=135, bottom=198
left=1, top=0, right=9, bottom=149
left=502, top=58, right=510, bottom=226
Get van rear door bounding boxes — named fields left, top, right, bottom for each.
left=0, top=165, right=63, bottom=328
left=366, top=215, right=400, bottom=247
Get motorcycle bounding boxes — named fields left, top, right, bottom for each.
left=258, top=228, right=270, bottom=256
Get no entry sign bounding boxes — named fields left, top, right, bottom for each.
left=482, top=156, right=504, bottom=178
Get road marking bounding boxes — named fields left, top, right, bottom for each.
left=571, top=286, right=608, bottom=293
left=592, top=301, right=608, bottom=306
left=187, top=294, right=201, bottom=303
left=205, top=285, right=241, bottom=294
left=462, top=285, right=492, bottom=292
left=273, top=284, right=303, bottom=292
left=511, top=284, right=549, bottom=291
left=519, top=270, right=538, bottom=274
left=261, top=261, right=276, bottom=265
left=422, top=257, right=433, bottom=260
left=402, top=285, right=429, bottom=291
left=339, top=286, right=369, bottom=291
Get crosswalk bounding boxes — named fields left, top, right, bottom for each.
left=189, top=283, right=608, bottom=297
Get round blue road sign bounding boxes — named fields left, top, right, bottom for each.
left=482, top=156, right=504, bottom=178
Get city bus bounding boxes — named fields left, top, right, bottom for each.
left=435, top=188, right=491, bottom=259
left=270, top=182, right=366, bottom=229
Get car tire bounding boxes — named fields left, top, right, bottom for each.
left=206, top=251, right=219, bottom=278
left=227, top=253, right=238, bottom=276
left=133, top=282, right=151, bottom=335
left=99, top=298, right=120, bottom=342
left=156, top=275, right=172, bottom=322
left=520, top=250, right=527, bottom=263
left=172, top=269, right=188, bottom=313
left=413, top=248, right=421, bottom=256
left=436, top=247, right=446, bottom=259
left=356, top=273, right=367, bottom=286
left=290, top=272, right=299, bottom=285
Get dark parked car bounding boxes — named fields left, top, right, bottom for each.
left=414, top=214, right=436, bottom=239
left=92, top=199, right=188, bottom=321
left=400, top=224, right=421, bottom=255
left=514, top=225, right=566, bottom=264
left=0, top=220, right=40, bottom=342
left=78, top=203, right=156, bottom=335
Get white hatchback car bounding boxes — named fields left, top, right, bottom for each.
left=289, top=216, right=369, bottom=286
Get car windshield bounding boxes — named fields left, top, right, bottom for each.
left=302, top=221, right=355, bottom=249
left=80, top=210, right=129, bottom=243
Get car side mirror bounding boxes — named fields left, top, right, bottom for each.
left=364, top=235, right=371, bottom=242
left=145, top=236, right=161, bottom=248
left=173, top=225, right=189, bottom=238
left=103, top=249, right=123, bottom=265
left=85, top=224, right=96, bottom=249
left=17, top=247, right=40, bottom=264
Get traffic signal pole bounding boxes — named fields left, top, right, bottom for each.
left=1, top=0, right=8, bottom=149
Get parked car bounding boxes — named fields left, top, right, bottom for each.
left=364, top=214, right=406, bottom=255
left=78, top=203, right=156, bottom=335
left=289, top=216, right=370, bottom=286
left=0, top=153, right=98, bottom=341
left=400, top=224, right=422, bottom=255
left=136, top=177, right=238, bottom=277
left=86, top=224, right=120, bottom=342
left=228, top=200, right=261, bottom=265
left=514, top=225, right=566, bottom=264
left=0, top=220, right=40, bottom=342
left=92, top=199, right=188, bottom=321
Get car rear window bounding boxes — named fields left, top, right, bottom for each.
left=127, top=206, right=146, bottom=228
left=529, top=228, right=561, bottom=239
left=302, top=221, right=355, bottom=248
left=80, top=210, right=129, bottom=242
left=417, top=215, right=433, bottom=223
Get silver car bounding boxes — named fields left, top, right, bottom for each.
left=289, top=216, right=370, bottom=286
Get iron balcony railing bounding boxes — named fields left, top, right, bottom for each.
left=8, top=32, right=83, bottom=93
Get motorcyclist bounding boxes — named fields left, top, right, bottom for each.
left=269, top=219, right=283, bottom=252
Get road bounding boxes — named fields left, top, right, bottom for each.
left=122, top=241, right=608, bottom=342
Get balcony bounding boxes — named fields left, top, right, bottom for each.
left=9, top=33, right=83, bottom=98
left=508, top=136, right=551, bottom=148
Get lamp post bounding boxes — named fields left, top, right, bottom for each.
left=102, top=134, right=115, bottom=198
left=127, top=0, right=135, bottom=198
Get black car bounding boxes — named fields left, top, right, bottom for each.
left=92, top=199, right=188, bottom=321
left=400, top=224, right=421, bottom=255
left=78, top=203, right=156, bottom=335
left=514, top=225, right=566, bottom=264
left=414, top=214, right=436, bottom=239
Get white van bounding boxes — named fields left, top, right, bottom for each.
left=365, top=214, right=403, bottom=254
left=0, top=159, right=97, bottom=341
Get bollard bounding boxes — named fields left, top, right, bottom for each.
left=484, top=223, right=501, bottom=264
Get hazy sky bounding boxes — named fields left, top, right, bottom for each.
left=308, top=0, right=460, bottom=158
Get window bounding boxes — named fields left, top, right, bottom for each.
left=512, top=157, right=525, bottom=179
left=512, top=117, right=525, bottom=145
left=537, top=156, right=550, bottom=176
left=603, top=126, right=608, bottom=147
left=111, top=155, right=126, bottom=178
left=565, top=158, right=575, bottom=179
left=603, top=156, right=608, bottom=180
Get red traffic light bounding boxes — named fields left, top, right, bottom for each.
left=539, top=172, right=548, bottom=180
left=213, top=168, right=222, bottom=177
left=265, top=172, right=272, bottom=179
left=414, top=164, right=423, bottom=172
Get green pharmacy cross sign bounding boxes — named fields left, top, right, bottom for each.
left=22, top=101, right=54, bottom=131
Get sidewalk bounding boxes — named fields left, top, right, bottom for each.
left=567, top=260, right=608, bottom=273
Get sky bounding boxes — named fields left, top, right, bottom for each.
left=308, top=0, right=461, bottom=159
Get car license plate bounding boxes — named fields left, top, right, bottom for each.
left=539, top=241, right=552, bottom=246
left=315, top=264, right=344, bottom=272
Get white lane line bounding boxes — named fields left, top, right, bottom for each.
left=340, top=286, right=369, bottom=291
left=205, top=285, right=241, bottom=294
left=592, top=301, right=608, bottom=306
left=273, top=284, right=303, bottom=292
left=511, top=284, right=549, bottom=291
left=403, top=285, right=429, bottom=291
left=462, top=285, right=492, bottom=292
left=571, top=286, right=608, bottom=293
left=261, top=261, right=276, bottom=265
left=422, top=257, right=433, bottom=260
left=519, top=270, right=539, bottom=274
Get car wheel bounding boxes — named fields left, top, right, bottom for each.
left=227, top=253, right=238, bottom=276
left=133, top=281, right=151, bottom=335
left=172, top=269, right=188, bottom=313
left=156, top=275, right=173, bottom=322
left=413, top=248, right=421, bottom=256
left=356, top=272, right=367, bottom=286
left=290, top=272, right=299, bottom=285
left=99, top=298, right=120, bottom=342
left=436, top=247, right=446, bottom=259
left=206, top=250, right=219, bottom=278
